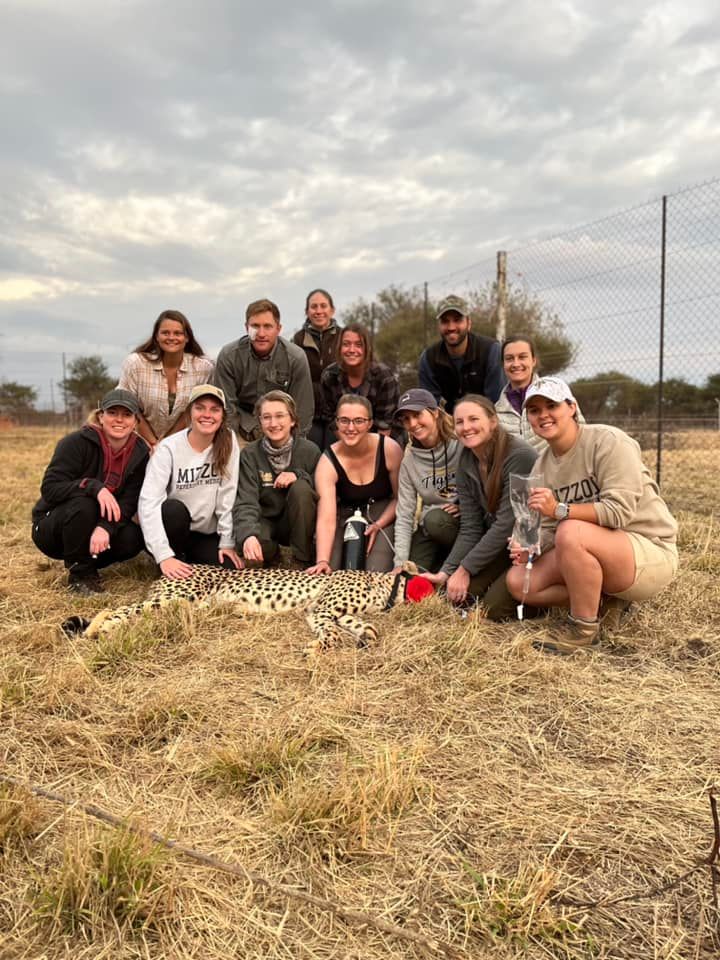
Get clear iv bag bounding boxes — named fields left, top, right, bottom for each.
left=509, top=472, right=543, bottom=554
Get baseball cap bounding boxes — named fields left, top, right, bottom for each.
left=394, top=388, right=439, bottom=418
left=100, top=389, right=141, bottom=416
left=187, top=384, right=227, bottom=409
left=436, top=295, right=468, bottom=320
left=522, top=376, right=576, bottom=408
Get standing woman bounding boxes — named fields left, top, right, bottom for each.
left=119, top=309, right=214, bottom=451
left=391, top=389, right=462, bottom=573
left=495, top=334, right=583, bottom=450
left=32, top=389, right=149, bottom=594
left=423, top=395, right=537, bottom=618
left=233, top=390, right=321, bottom=568
left=308, top=396, right=403, bottom=574
left=292, top=289, right=342, bottom=448
left=139, top=385, right=241, bottom=580
left=320, top=323, right=401, bottom=442
left=507, top=377, right=678, bottom=654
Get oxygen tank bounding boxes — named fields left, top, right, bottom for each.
left=342, top=508, right=368, bottom=570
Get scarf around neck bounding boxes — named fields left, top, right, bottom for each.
left=262, top=435, right=294, bottom=474
left=90, top=424, right=137, bottom=492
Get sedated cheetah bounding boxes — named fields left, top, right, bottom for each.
left=61, top=566, right=435, bottom=654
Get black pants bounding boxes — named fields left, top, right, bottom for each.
left=161, top=499, right=235, bottom=567
left=32, top=498, right=144, bottom=577
left=255, top=478, right=317, bottom=565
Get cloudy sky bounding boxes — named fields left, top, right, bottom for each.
left=2, top=0, right=719, bottom=406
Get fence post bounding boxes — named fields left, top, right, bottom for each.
left=656, top=196, right=667, bottom=487
left=423, top=282, right=430, bottom=346
left=496, top=251, right=507, bottom=341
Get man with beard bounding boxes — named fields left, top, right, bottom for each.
left=212, top=299, right=313, bottom=443
left=418, top=295, right=504, bottom=413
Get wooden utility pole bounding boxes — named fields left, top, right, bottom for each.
left=496, top=250, right=507, bottom=342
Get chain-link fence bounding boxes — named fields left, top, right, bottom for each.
left=375, top=178, right=720, bottom=505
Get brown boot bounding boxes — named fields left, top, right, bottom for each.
left=533, top=616, right=600, bottom=655
left=598, top=595, right=632, bottom=636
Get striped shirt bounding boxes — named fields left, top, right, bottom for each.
left=118, top=352, right=215, bottom=440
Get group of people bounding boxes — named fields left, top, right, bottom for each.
left=32, top=292, right=679, bottom=654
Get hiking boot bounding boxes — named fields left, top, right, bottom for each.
left=533, top=615, right=600, bottom=656
left=67, top=570, right=105, bottom=596
left=598, top=595, right=632, bottom=635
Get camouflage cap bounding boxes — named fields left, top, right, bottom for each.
left=435, top=295, right=468, bottom=320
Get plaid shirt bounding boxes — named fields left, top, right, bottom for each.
left=118, top=352, right=215, bottom=440
left=320, top=361, right=401, bottom=437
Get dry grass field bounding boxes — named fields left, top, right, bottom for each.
left=1, top=427, right=719, bottom=960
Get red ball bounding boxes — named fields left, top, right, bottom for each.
left=405, top=576, right=435, bottom=603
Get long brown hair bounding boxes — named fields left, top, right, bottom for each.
left=134, top=310, right=205, bottom=359
left=454, top=394, right=509, bottom=514
left=189, top=395, right=234, bottom=479
left=336, top=323, right=372, bottom=379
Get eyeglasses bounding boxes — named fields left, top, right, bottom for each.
left=336, top=416, right=371, bottom=428
left=260, top=413, right=291, bottom=423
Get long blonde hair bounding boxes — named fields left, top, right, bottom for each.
left=455, top=394, right=508, bottom=514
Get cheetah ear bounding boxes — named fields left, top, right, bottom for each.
left=401, top=560, right=419, bottom=575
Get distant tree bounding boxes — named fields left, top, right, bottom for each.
left=342, top=282, right=576, bottom=391
left=60, top=356, right=114, bottom=415
left=701, top=372, right=720, bottom=401
left=466, top=281, right=576, bottom=375
left=570, top=371, right=655, bottom=419
left=0, top=381, right=37, bottom=419
left=658, top=377, right=706, bottom=417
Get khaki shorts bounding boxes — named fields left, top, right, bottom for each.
left=610, top=533, right=678, bottom=603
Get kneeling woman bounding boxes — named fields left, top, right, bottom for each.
left=392, top=388, right=462, bottom=573
left=423, top=395, right=537, bottom=617
left=233, top=391, right=321, bottom=567
left=139, top=385, right=241, bottom=579
left=32, top=389, right=149, bottom=594
left=309, top=395, right=403, bottom=573
left=508, top=376, right=678, bottom=653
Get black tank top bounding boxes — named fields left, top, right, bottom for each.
left=324, top=435, right=392, bottom=506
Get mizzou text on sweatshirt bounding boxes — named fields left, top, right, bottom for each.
left=537, top=424, right=677, bottom=552
left=139, top=429, right=240, bottom=563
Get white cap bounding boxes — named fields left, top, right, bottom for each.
left=522, top=376, right=576, bottom=408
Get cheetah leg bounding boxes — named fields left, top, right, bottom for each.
left=335, top=613, right=378, bottom=648
left=303, top=612, right=349, bottom=655
left=303, top=611, right=377, bottom=654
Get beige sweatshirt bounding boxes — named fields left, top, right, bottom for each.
left=538, top=424, right=677, bottom=551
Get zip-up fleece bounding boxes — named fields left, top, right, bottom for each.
left=32, top=426, right=149, bottom=534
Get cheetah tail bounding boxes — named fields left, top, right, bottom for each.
left=60, top=615, right=91, bottom=636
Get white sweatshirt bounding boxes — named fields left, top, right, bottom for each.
left=139, top=429, right=240, bottom=563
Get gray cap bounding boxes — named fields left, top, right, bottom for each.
left=436, top=295, right=468, bottom=320
left=100, top=389, right=141, bottom=416
left=522, top=376, right=576, bottom=408
left=394, top=388, right=439, bottom=418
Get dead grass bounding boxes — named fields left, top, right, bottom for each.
left=0, top=426, right=719, bottom=958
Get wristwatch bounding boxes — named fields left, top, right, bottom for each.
left=554, top=502, right=570, bottom=521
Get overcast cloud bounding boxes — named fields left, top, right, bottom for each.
left=1, top=0, right=719, bottom=404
